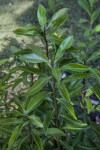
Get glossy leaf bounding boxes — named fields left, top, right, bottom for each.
left=63, top=124, right=89, bottom=131
left=25, top=77, right=51, bottom=96
left=62, top=73, right=91, bottom=83
left=0, top=118, right=23, bottom=125
left=52, top=68, right=62, bottom=83
left=26, top=91, right=49, bottom=114
left=57, top=98, right=76, bottom=119
left=91, top=8, right=100, bottom=25
left=57, top=83, right=73, bottom=105
left=55, top=36, right=73, bottom=62
left=37, top=4, right=46, bottom=28
left=43, top=110, right=53, bottom=133
left=28, top=115, right=43, bottom=128
left=8, top=124, right=23, bottom=150
left=85, top=98, right=92, bottom=114
left=46, top=128, right=65, bottom=136
left=33, top=129, right=44, bottom=150
left=90, top=84, right=100, bottom=99
left=49, top=8, right=68, bottom=27
left=88, top=49, right=100, bottom=62
left=61, top=113, right=87, bottom=127
left=61, top=63, right=90, bottom=72
left=90, top=68, right=100, bottom=82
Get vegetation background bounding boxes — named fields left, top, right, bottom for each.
left=1, top=0, right=99, bottom=69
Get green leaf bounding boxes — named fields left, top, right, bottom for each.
left=62, top=73, right=91, bottom=83
left=61, top=113, right=87, bottom=127
left=43, top=110, right=53, bottom=133
left=77, top=42, right=87, bottom=48
left=14, top=27, right=41, bottom=36
left=13, top=95, right=25, bottom=114
left=0, top=118, right=23, bottom=125
left=19, top=66, right=44, bottom=75
left=63, top=124, right=89, bottom=131
left=94, top=24, right=100, bottom=32
left=85, top=88, right=93, bottom=97
left=25, top=77, right=51, bottom=96
left=88, top=49, right=100, bottom=62
left=48, top=0, right=55, bottom=13
left=90, top=123, right=100, bottom=135
left=48, top=34, right=62, bottom=45
left=26, top=91, right=49, bottom=114
left=28, top=115, right=43, bottom=128
left=61, top=63, right=90, bottom=72
left=57, top=83, right=73, bottom=105
left=90, top=68, right=100, bottom=82
left=78, top=145, right=97, bottom=150
left=72, top=132, right=81, bottom=147
left=37, top=4, right=46, bottom=28
left=90, top=84, right=100, bottom=99
left=52, top=68, right=62, bottom=83
left=49, top=15, right=69, bottom=34
left=89, top=0, right=94, bottom=7
left=20, top=45, right=49, bottom=65
left=78, top=0, right=90, bottom=15
left=55, top=36, right=73, bottom=62
left=8, top=124, right=23, bottom=150
left=46, top=128, right=65, bottom=136
left=0, top=59, right=8, bottom=66
left=49, top=8, right=68, bottom=26
left=69, top=84, right=84, bottom=97
left=91, top=8, right=100, bottom=25
left=79, top=18, right=88, bottom=23
left=61, top=140, right=74, bottom=150
left=85, top=98, right=92, bottom=114
left=57, top=98, right=76, bottom=119
left=33, top=129, right=44, bottom=150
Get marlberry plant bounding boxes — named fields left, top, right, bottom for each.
left=0, top=4, right=100, bottom=150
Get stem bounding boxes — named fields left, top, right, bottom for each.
left=28, top=123, right=32, bottom=144
left=44, top=27, right=49, bottom=58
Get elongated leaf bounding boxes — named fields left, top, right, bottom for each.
left=19, top=66, right=44, bottom=75
left=52, top=68, right=62, bottom=83
left=88, top=49, right=100, bottom=62
left=91, top=8, right=100, bottom=25
left=57, top=98, right=76, bottom=119
left=46, top=128, right=65, bottom=136
left=77, top=42, right=87, bottom=48
left=14, top=27, right=41, bottom=36
left=55, top=36, right=73, bottom=62
left=85, top=98, right=92, bottom=114
left=49, top=8, right=68, bottom=27
left=0, top=59, right=8, bottom=66
left=63, top=124, right=89, bottom=131
left=72, top=132, right=81, bottom=147
left=90, top=68, right=100, bottom=82
left=94, top=24, right=100, bottom=32
left=89, top=0, right=94, bottom=7
left=57, top=83, right=73, bottom=105
left=78, top=0, right=90, bottom=15
left=0, top=126, right=13, bottom=135
left=25, top=77, right=51, bottom=96
left=61, top=141, right=74, bottom=150
left=28, top=115, right=43, bottom=128
left=13, top=95, right=25, bottom=114
left=0, top=118, right=23, bottom=125
left=43, top=110, right=53, bottom=133
left=61, top=63, right=90, bottom=72
left=90, top=84, right=100, bottom=99
left=26, top=91, right=49, bottom=114
left=50, top=15, right=69, bottom=34
left=33, top=129, right=44, bottom=150
left=63, top=73, right=91, bottom=83
left=90, top=123, right=100, bottom=135
left=78, top=145, right=97, bottom=150
left=61, top=113, right=87, bottom=127
left=48, top=34, right=62, bottom=45
left=8, top=124, right=23, bottom=150
left=37, top=4, right=46, bottom=28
